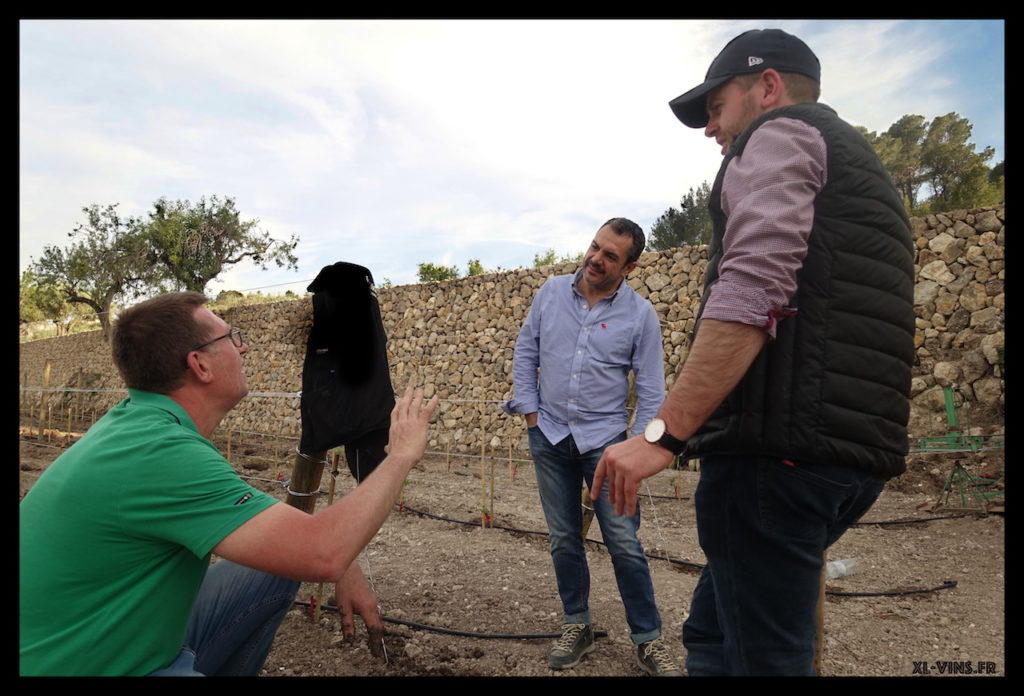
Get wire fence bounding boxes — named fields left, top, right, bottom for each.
left=17, top=384, right=650, bottom=464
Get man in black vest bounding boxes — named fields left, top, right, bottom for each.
left=594, top=29, right=915, bottom=675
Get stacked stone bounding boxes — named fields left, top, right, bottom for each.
left=624, top=247, right=708, bottom=389
left=910, top=206, right=1004, bottom=416
left=379, top=268, right=539, bottom=454
left=19, top=204, right=1004, bottom=452
left=220, top=299, right=312, bottom=436
left=18, top=331, right=123, bottom=418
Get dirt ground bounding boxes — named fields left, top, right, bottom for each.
left=19, top=418, right=1005, bottom=678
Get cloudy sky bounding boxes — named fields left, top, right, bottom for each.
left=19, top=19, right=1004, bottom=294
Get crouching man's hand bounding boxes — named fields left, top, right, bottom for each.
left=335, top=563, right=385, bottom=657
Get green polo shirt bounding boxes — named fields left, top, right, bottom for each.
left=20, top=390, right=278, bottom=676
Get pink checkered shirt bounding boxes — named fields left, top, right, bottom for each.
left=702, top=117, right=828, bottom=338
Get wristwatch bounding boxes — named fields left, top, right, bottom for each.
left=644, top=418, right=687, bottom=455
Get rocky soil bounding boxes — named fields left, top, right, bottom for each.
left=20, top=417, right=1005, bottom=678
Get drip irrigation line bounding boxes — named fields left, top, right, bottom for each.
left=397, top=504, right=963, bottom=594
left=290, top=599, right=609, bottom=640
left=826, top=581, right=958, bottom=597
left=399, top=504, right=705, bottom=570
left=19, top=434, right=965, bottom=601
left=854, top=514, right=972, bottom=526
left=400, top=504, right=547, bottom=538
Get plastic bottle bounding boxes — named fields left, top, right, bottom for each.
left=826, top=558, right=860, bottom=579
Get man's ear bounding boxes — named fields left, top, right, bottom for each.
left=623, top=261, right=638, bottom=277
left=758, top=69, right=788, bottom=109
left=185, top=350, right=216, bottom=385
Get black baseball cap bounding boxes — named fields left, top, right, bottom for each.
left=668, top=28, right=821, bottom=128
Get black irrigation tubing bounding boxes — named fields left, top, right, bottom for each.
left=854, top=514, right=973, bottom=525
left=398, top=504, right=716, bottom=572
left=400, top=503, right=546, bottom=539
left=290, top=599, right=609, bottom=640
left=826, top=581, right=958, bottom=597
left=17, top=437, right=975, bottom=599
left=398, top=504, right=961, bottom=597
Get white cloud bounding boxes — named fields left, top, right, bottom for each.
left=20, top=19, right=1003, bottom=291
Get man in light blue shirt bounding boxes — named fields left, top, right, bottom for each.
left=503, top=218, right=681, bottom=676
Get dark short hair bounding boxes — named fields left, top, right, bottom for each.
left=111, top=291, right=210, bottom=393
left=600, top=217, right=646, bottom=264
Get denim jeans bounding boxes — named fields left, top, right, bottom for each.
left=148, top=560, right=300, bottom=676
left=682, top=454, right=885, bottom=676
left=529, top=427, right=662, bottom=644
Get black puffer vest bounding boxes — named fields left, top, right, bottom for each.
left=689, top=103, right=914, bottom=479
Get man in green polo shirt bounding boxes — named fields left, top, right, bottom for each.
left=20, top=291, right=437, bottom=676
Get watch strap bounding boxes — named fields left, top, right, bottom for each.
left=656, top=431, right=687, bottom=456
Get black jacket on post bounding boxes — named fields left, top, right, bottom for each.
left=689, top=103, right=915, bottom=480
left=299, top=262, right=394, bottom=481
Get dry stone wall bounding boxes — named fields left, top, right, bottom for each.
left=20, top=204, right=1004, bottom=455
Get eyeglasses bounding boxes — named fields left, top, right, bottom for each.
left=193, top=327, right=244, bottom=352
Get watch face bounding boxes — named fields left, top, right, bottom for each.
left=645, top=418, right=665, bottom=441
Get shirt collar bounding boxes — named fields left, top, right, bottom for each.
left=572, top=270, right=626, bottom=304
left=126, top=388, right=200, bottom=434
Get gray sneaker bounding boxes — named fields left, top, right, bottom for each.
left=548, top=623, right=596, bottom=670
left=637, top=637, right=684, bottom=676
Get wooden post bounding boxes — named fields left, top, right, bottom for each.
left=314, top=451, right=341, bottom=624
left=226, top=429, right=232, bottom=463
left=47, top=405, right=53, bottom=442
left=581, top=486, right=596, bottom=539
left=488, top=446, right=495, bottom=525
left=67, top=406, right=72, bottom=436
left=38, top=359, right=51, bottom=439
left=480, top=442, right=486, bottom=528
left=76, top=368, right=83, bottom=424
left=286, top=448, right=327, bottom=515
left=326, top=451, right=339, bottom=502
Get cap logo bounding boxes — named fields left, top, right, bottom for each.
left=748, top=56, right=764, bottom=67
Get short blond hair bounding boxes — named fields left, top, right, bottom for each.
left=735, top=71, right=820, bottom=103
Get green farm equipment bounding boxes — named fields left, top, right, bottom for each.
left=914, top=386, right=1005, bottom=513
left=935, top=462, right=1004, bottom=513
left=915, top=386, right=1003, bottom=454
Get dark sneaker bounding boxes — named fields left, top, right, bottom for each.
left=637, top=637, right=684, bottom=676
left=548, top=623, right=595, bottom=670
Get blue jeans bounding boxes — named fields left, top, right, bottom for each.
left=529, top=427, right=661, bottom=644
left=148, top=560, right=300, bottom=676
left=682, top=455, right=885, bottom=676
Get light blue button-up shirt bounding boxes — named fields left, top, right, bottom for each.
left=503, top=273, right=665, bottom=454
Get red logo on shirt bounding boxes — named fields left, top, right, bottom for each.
left=601, top=323, right=607, bottom=329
